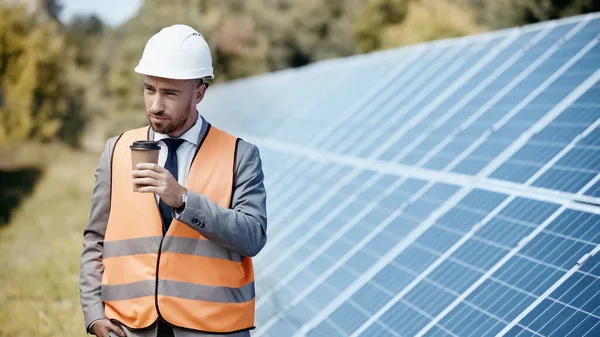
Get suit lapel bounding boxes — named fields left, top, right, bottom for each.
left=195, top=115, right=210, bottom=145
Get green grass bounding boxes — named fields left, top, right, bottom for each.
left=0, top=144, right=101, bottom=336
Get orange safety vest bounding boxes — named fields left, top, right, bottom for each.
left=101, top=125, right=255, bottom=334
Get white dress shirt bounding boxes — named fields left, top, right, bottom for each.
left=152, top=113, right=204, bottom=204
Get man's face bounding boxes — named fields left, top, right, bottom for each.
left=143, top=76, right=204, bottom=136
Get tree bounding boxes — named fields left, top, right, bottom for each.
left=353, top=0, right=485, bottom=53
left=66, top=14, right=104, bottom=67
left=0, top=3, right=85, bottom=145
left=467, top=0, right=600, bottom=29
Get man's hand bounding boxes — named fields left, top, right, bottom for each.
left=91, top=319, right=126, bottom=337
left=132, top=163, right=186, bottom=208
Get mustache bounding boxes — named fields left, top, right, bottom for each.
left=148, top=112, right=170, bottom=119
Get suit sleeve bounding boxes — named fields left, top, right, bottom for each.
left=176, top=142, right=268, bottom=257
left=79, top=138, right=114, bottom=332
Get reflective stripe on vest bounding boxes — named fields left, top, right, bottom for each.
left=102, top=125, right=255, bottom=333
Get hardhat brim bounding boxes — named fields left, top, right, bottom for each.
left=134, top=64, right=214, bottom=80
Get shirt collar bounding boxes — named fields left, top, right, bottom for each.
left=153, top=112, right=203, bottom=146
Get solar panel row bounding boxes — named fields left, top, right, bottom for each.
left=201, top=13, right=600, bottom=337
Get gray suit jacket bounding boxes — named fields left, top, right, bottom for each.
left=79, top=119, right=267, bottom=337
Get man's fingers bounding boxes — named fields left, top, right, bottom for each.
left=132, top=169, right=161, bottom=179
left=136, top=163, right=164, bottom=172
left=133, top=177, right=160, bottom=186
left=91, top=319, right=111, bottom=337
left=107, top=321, right=127, bottom=337
left=138, top=186, right=160, bottom=194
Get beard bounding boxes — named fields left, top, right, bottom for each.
left=148, top=112, right=189, bottom=135
left=147, top=95, right=194, bottom=135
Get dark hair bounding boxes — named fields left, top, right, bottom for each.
left=194, top=78, right=209, bottom=88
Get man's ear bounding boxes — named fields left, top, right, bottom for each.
left=195, top=84, right=207, bottom=104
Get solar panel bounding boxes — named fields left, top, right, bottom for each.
left=201, top=12, right=600, bottom=337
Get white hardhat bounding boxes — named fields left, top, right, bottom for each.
left=134, top=24, right=214, bottom=80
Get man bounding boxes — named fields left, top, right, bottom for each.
left=79, top=24, right=267, bottom=337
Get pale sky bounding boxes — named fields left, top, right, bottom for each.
left=59, top=0, right=143, bottom=26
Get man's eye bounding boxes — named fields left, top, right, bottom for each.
left=166, top=92, right=177, bottom=96
left=145, top=87, right=155, bottom=92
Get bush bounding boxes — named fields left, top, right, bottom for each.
left=0, top=4, right=87, bottom=146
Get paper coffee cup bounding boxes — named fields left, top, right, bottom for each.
left=130, top=141, right=161, bottom=192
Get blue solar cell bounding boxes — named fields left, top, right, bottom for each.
left=285, top=268, right=316, bottom=294
left=476, top=217, right=536, bottom=247
left=436, top=207, right=486, bottom=232
left=326, top=266, right=358, bottom=290
left=499, top=256, right=563, bottom=296
left=440, top=301, right=493, bottom=336
left=379, top=300, right=432, bottom=335
left=583, top=179, right=600, bottom=197
left=422, top=153, right=459, bottom=171
left=358, top=184, right=390, bottom=205
left=303, top=279, right=338, bottom=309
left=532, top=167, right=597, bottom=193
left=422, top=139, right=475, bottom=170
left=328, top=301, right=370, bottom=334
left=387, top=213, right=420, bottom=237
left=427, top=258, right=481, bottom=293
left=363, top=232, right=400, bottom=256
left=556, top=147, right=600, bottom=171
left=423, top=325, right=456, bottom=337
left=345, top=251, right=378, bottom=274
left=417, top=226, right=464, bottom=253
left=534, top=125, right=589, bottom=144
left=358, top=321, right=396, bottom=337
left=338, top=179, right=367, bottom=196
left=490, top=123, right=532, bottom=140
left=361, top=207, right=393, bottom=228
left=468, top=278, right=535, bottom=322
left=403, top=198, right=443, bottom=220
left=354, top=170, right=378, bottom=184
left=307, top=320, right=344, bottom=337
left=580, top=128, right=600, bottom=146
left=450, top=156, right=489, bottom=175
left=378, top=192, right=411, bottom=212
left=374, top=173, right=402, bottom=190
left=397, top=150, right=426, bottom=166
left=394, top=244, right=440, bottom=275
left=350, top=282, right=394, bottom=316
left=490, top=161, right=543, bottom=184
left=453, top=138, right=507, bottom=172
left=307, top=254, right=334, bottom=277
left=265, top=317, right=301, bottom=336
left=546, top=210, right=600, bottom=243
left=557, top=106, right=600, bottom=125
left=405, top=280, right=458, bottom=316
left=371, top=262, right=417, bottom=294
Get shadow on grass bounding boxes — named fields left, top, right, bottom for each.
left=0, top=167, right=42, bottom=226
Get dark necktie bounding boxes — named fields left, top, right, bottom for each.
left=158, top=138, right=184, bottom=233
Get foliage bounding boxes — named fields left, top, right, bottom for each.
left=467, top=0, right=600, bottom=29
left=353, top=0, right=486, bottom=53
left=0, top=2, right=97, bottom=146
left=0, top=5, right=67, bottom=143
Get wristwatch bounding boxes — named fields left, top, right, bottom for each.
left=177, top=189, right=188, bottom=213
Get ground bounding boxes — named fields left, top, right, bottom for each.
left=0, top=143, right=101, bottom=336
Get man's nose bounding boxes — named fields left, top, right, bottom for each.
left=149, top=93, right=165, bottom=114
